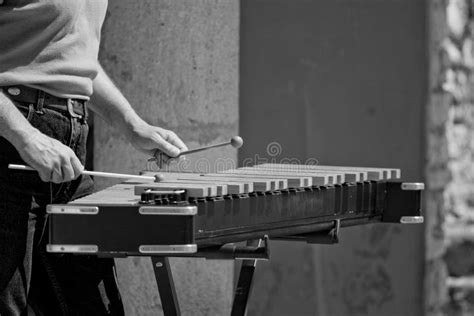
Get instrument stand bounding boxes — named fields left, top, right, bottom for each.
left=150, top=237, right=269, bottom=316
left=150, top=221, right=342, bottom=316
left=231, top=239, right=264, bottom=316
left=151, top=256, right=181, bottom=316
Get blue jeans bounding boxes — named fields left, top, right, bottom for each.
left=0, top=91, right=124, bottom=315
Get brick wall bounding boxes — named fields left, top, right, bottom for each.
left=427, top=0, right=474, bottom=314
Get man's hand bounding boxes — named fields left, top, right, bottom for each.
left=16, top=130, right=84, bottom=183
left=128, top=123, right=188, bottom=158
left=0, top=91, right=83, bottom=183
left=89, top=65, right=188, bottom=160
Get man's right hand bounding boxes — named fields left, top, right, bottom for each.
left=16, top=130, right=84, bottom=183
left=0, top=91, right=83, bottom=183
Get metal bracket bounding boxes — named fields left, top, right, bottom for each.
left=47, top=244, right=98, bottom=253
left=382, top=181, right=424, bottom=223
left=46, top=205, right=99, bottom=215
left=139, top=244, right=197, bottom=254
left=138, top=205, right=197, bottom=216
left=400, top=216, right=424, bottom=224
left=401, top=182, right=425, bottom=191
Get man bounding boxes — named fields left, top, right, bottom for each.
left=0, top=0, right=187, bottom=314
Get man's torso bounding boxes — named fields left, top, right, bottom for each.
left=0, top=0, right=108, bottom=100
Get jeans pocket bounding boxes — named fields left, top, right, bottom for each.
left=0, top=102, right=35, bottom=166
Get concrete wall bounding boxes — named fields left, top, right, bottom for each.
left=94, top=1, right=239, bottom=315
left=240, top=1, right=426, bottom=315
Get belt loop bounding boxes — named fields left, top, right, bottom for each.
left=36, top=90, right=45, bottom=114
left=67, top=99, right=82, bottom=120
left=83, top=101, right=88, bottom=122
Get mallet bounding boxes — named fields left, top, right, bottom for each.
left=8, top=164, right=160, bottom=182
left=178, top=136, right=243, bottom=156
left=149, top=136, right=244, bottom=180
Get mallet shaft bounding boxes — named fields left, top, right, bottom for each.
left=176, top=136, right=243, bottom=156
left=8, top=164, right=155, bottom=181
left=179, top=142, right=229, bottom=155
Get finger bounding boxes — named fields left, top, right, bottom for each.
left=61, top=162, right=75, bottom=182
left=51, top=168, right=63, bottom=184
left=31, top=162, right=54, bottom=182
left=37, top=169, right=52, bottom=183
left=165, top=132, right=188, bottom=152
left=70, top=155, right=84, bottom=179
left=155, top=137, right=181, bottom=158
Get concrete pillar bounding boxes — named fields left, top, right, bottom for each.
left=94, top=1, right=239, bottom=314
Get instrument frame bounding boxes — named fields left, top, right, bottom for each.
left=46, top=179, right=424, bottom=316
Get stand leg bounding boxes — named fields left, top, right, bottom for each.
left=231, top=239, right=261, bottom=316
left=152, top=257, right=181, bottom=316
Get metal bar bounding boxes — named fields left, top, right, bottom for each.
left=275, top=219, right=340, bottom=244
left=151, top=257, right=181, bottom=316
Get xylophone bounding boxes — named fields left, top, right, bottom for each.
left=46, top=163, right=424, bottom=316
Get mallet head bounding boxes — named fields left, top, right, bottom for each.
left=230, top=136, right=244, bottom=149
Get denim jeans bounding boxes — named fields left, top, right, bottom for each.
left=0, top=93, right=124, bottom=315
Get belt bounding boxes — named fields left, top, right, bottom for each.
left=2, top=85, right=87, bottom=119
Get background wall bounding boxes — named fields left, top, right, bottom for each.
left=426, top=0, right=474, bottom=315
left=239, top=0, right=426, bottom=315
left=93, top=1, right=239, bottom=315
